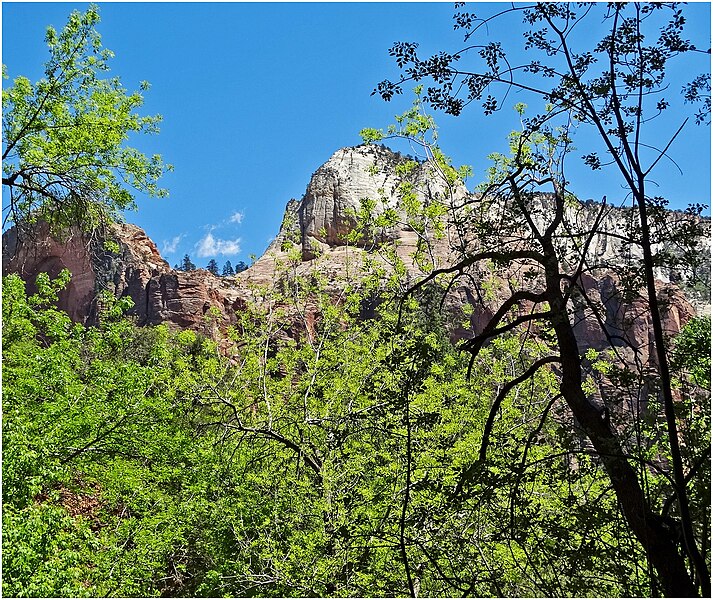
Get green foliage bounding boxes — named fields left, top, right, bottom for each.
left=4, top=5, right=708, bottom=597
left=179, top=253, right=196, bottom=271
left=2, top=264, right=671, bottom=597
left=2, top=272, right=219, bottom=596
left=668, top=317, right=712, bottom=540
left=206, top=259, right=219, bottom=276
left=2, top=5, right=170, bottom=234
left=672, top=316, right=711, bottom=389
left=221, top=260, right=234, bottom=276
left=360, top=83, right=710, bottom=595
left=359, top=127, right=384, bottom=144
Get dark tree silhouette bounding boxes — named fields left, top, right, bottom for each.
left=206, top=259, right=220, bottom=276
left=372, top=3, right=710, bottom=595
left=180, top=254, right=196, bottom=271
left=222, top=261, right=235, bottom=276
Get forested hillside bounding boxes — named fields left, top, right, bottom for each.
left=4, top=263, right=708, bottom=597
left=3, top=3, right=711, bottom=598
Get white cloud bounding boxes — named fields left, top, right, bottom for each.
left=228, top=211, right=244, bottom=224
left=195, top=232, right=241, bottom=258
left=161, top=235, right=184, bottom=255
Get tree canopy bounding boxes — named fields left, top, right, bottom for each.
left=206, top=259, right=219, bottom=276
left=368, top=3, right=710, bottom=594
left=2, top=3, right=710, bottom=598
left=2, top=5, right=170, bottom=236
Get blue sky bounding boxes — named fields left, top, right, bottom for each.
left=3, top=1, right=711, bottom=267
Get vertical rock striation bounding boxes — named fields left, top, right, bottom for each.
left=2, top=145, right=708, bottom=356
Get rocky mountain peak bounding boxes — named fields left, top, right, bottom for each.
left=297, top=144, right=467, bottom=259
left=2, top=146, right=709, bottom=361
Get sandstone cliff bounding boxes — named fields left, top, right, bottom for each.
left=2, top=221, right=246, bottom=334
left=3, top=145, right=709, bottom=366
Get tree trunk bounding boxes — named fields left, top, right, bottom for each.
left=546, top=275, right=698, bottom=596
left=633, top=184, right=711, bottom=597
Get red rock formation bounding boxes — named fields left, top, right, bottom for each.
left=2, top=222, right=97, bottom=323
left=2, top=146, right=706, bottom=355
left=2, top=221, right=248, bottom=338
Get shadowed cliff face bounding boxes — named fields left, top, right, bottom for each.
left=2, top=223, right=97, bottom=323
left=2, top=145, right=709, bottom=361
left=2, top=221, right=247, bottom=335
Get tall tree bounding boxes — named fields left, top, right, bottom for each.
left=3, top=242, right=689, bottom=596
left=221, top=260, right=234, bottom=276
left=180, top=254, right=196, bottom=271
left=360, top=91, right=709, bottom=595
left=2, top=5, right=170, bottom=236
left=206, top=259, right=219, bottom=276
left=374, top=3, right=710, bottom=594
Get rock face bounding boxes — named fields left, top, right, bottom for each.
left=298, top=145, right=465, bottom=259
left=260, top=146, right=709, bottom=300
left=93, top=223, right=171, bottom=324
left=568, top=272, right=695, bottom=364
left=2, top=222, right=98, bottom=323
left=149, top=270, right=248, bottom=334
left=2, top=222, right=247, bottom=335
left=2, top=145, right=709, bottom=362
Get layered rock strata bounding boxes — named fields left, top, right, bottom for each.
left=2, top=222, right=247, bottom=334
left=3, top=146, right=709, bottom=364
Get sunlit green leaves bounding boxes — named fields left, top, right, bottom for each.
left=2, top=5, right=171, bottom=235
left=359, top=127, right=384, bottom=144
left=672, top=316, right=711, bottom=389
left=5, top=246, right=704, bottom=596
